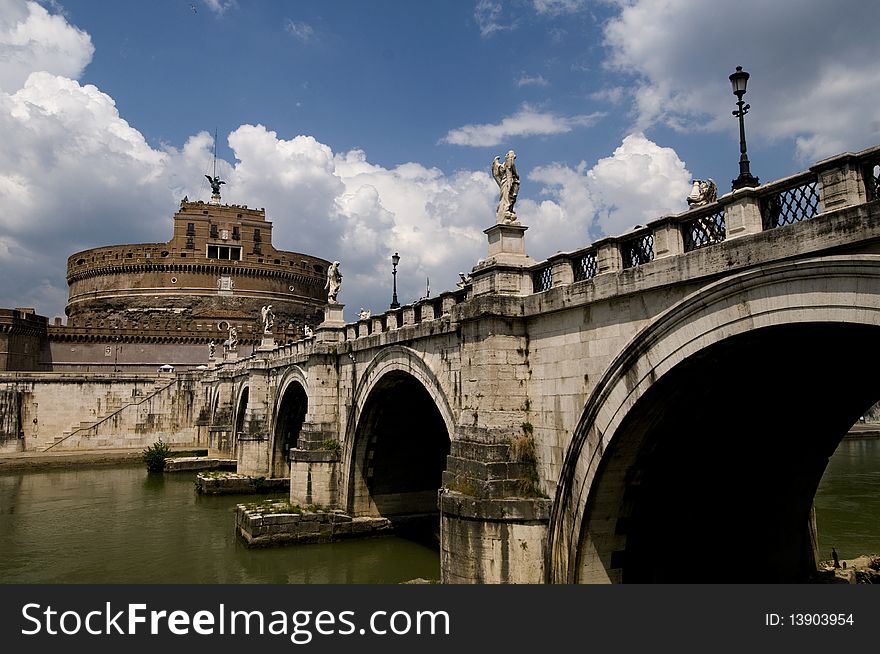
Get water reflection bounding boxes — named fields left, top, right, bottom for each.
left=814, top=437, right=880, bottom=560
left=1, top=439, right=874, bottom=583
left=0, top=465, right=439, bottom=584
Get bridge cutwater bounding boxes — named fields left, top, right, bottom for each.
left=6, top=145, right=880, bottom=583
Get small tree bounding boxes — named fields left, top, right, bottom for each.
left=142, top=439, right=172, bottom=472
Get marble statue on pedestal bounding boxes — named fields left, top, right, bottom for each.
left=325, top=261, right=342, bottom=303
left=261, top=305, right=275, bottom=334
left=492, top=150, right=520, bottom=223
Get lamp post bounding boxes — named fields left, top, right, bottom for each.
left=390, top=252, right=400, bottom=309
left=730, top=66, right=759, bottom=190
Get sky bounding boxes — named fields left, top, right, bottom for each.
left=1, top=0, right=879, bottom=321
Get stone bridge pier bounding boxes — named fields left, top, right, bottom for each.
left=195, top=145, right=880, bottom=583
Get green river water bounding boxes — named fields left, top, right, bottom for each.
left=0, top=437, right=876, bottom=583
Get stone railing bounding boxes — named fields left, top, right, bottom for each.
left=232, top=144, right=880, bottom=351
left=265, top=288, right=469, bottom=355
left=524, top=143, right=880, bottom=293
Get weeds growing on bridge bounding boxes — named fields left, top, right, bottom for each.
left=319, top=438, right=341, bottom=456
left=509, top=425, right=548, bottom=499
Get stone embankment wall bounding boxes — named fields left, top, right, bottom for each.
left=0, top=373, right=199, bottom=451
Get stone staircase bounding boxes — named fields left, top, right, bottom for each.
left=46, top=379, right=178, bottom=451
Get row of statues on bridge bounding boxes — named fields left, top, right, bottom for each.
left=204, top=154, right=720, bottom=361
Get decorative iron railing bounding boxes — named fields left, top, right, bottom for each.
left=760, top=175, right=822, bottom=229
left=621, top=232, right=655, bottom=268
left=573, top=250, right=598, bottom=282
left=532, top=265, right=552, bottom=292
left=682, top=208, right=726, bottom=252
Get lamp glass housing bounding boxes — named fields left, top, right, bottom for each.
left=730, top=66, right=749, bottom=95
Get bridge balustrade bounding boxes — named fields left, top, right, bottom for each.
left=757, top=170, right=822, bottom=230
left=532, top=265, right=553, bottom=293
left=572, top=249, right=598, bottom=281
left=681, top=205, right=726, bottom=252
left=620, top=229, right=655, bottom=268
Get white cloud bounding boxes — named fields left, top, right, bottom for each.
left=0, top=0, right=697, bottom=324
left=516, top=73, right=549, bottom=88
left=532, top=0, right=585, bottom=15
left=442, top=104, right=605, bottom=147
left=474, top=0, right=517, bottom=37
left=0, top=73, right=176, bottom=317
left=202, top=0, right=236, bottom=15
left=524, top=133, right=691, bottom=256
left=0, top=0, right=93, bottom=92
left=285, top=20, right=315, bottom=43
left=0, top=73, right=689, bottom=320
left=602, top=0, right=880, bottom=161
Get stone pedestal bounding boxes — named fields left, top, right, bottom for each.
left=320, top=303, right=345, bottom=327
left=316, top=303, right=346, bottom=344
left=224, top=350, right=238, bottom=362
left=485, top=223, right=529, bottom=262
left=258, top=335, right=275, bottom=351
left=471, top=223, right=536, bottom=296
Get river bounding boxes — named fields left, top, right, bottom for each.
left=813, top=437, right=880, bottom=561
left=0, top=465, right=439, bottom=584
left=0, top=438, right=876, bottom=583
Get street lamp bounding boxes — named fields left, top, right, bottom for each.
left=390, top=252, right=400, bottom=309
left=730, top=66, right=759, bottom=190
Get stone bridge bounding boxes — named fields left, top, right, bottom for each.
left=196, top=146, right=880, bottom=583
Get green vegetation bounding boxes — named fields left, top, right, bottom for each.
left=319, top=438, right=341, bottom=456
left=239, top=498, right=329, bottom=515
left=509, top=429, right=549, bottom=499
left=142, top=439, right=172, bottom=472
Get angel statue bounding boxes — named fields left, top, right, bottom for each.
left=227, top=325, right=238, bottom=350
left=324, top=261, right=343, bottom=303
left=205, top=174, right=226, bottom=196
left=261, top=305, right=275, bottom=334
left=492, top=150, right=520, bottom=223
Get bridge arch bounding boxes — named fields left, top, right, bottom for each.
left=342, top=346, right=454, bottom=520
left=549, top=255, right=880, bottom=583
left=271, top=367, right=309, bottom=478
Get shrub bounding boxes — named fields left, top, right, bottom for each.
left=319, top=438, right=341, bottom=456
left=142, top=439, right=173, bottom=472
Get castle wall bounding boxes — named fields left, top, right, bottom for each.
left=0, top=373, right=198, bottom=452
left=0, top=309, right=48, bottom=372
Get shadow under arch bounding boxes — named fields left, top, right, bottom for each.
left=342, top=346, right=454, bottom=524
left=232, top=383, right=249, bottom=459
left=548, top=255, right=880, bottom=583
left=270, top=367, right=309, bottom=478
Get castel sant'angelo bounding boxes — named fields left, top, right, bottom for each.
left=0, top=180, right=330, bottom=373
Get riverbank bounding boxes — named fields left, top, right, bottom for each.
left=815, top=555, right=880, bottom=583
left=0, top=447, right=212, bottom=471
left=844, top=423, right=880, bottom=439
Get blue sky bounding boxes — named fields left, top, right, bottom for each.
left=2, top=0, right=879, bottom=320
